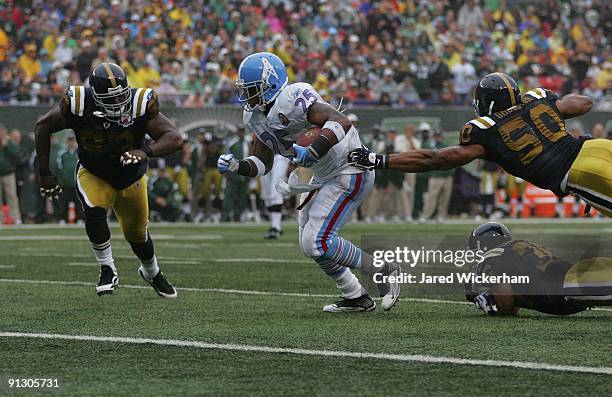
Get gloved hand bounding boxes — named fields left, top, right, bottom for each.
left=292, top=144, right=318, bottom=167
left=347, top=145, right=384, bottom=170
left=120, top=149, right=148, bottom=166
left=217, top=153, right=239, bottom=174
left=39, top=174, right=62, bottom=200
left=473, top=292, right=498, bottom=315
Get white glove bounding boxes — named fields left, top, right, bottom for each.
left=217, top=153, right=239, bottom=174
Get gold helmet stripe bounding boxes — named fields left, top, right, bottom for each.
left=495, top=73, right=516, bottom=106
left=102, top=63, right=117, bottom=88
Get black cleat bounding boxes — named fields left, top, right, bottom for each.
left=138, top=267, right=177, bottom=299
left=265, top=228, right=282, bottom=239
left=96, top=266, right=119, bottom=296
left=323, top=294, right=376, bottom=313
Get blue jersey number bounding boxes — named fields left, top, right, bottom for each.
left=260, top=130, right=293, bottom=155
left=294, top=89, right=318, bottom=113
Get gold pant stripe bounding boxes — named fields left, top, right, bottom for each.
left=567, top=139, right=612, bottom=217
left=77, top=166, right=150, bottom=243
left=564, top=257, right=612, bottom=288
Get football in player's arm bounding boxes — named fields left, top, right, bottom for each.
left=218, top=101, right=352, bottom=175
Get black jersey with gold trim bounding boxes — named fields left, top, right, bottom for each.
left=459, top=88, right=585, bottom=195
left=59, top=86, right=159, bottom=189
left=477, top=240, right=587, bottom=315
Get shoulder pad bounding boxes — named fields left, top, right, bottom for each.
left=242, top=110, right=254, bottom=125
left=64, top=86, right=86, bottom=117
left=131, top=88, right=158, bottom=119
left=524, top=87, right=548, bottom=100
left=467, top=116, right=496, bottom=129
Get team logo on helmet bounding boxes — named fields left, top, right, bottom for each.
left=261, top=58, right=279, bottom=85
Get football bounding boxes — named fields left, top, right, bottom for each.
left=295, top=126, right=322, bottom=147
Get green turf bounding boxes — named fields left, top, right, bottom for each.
left=0, top=221, right=611, bottom=396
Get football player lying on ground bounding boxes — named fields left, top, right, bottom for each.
left=465, top=222, right=612, bottom=316
left=35, top=63, right=182, bottom=298
left=218, top=52, right=400, bottom=312
left=348, top=73, right=612, bottom=218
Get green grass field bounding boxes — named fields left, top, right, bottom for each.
left=0, top=220, right=611, bottom=396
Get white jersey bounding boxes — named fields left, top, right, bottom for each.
left=243, top=82, right=362, bottom=183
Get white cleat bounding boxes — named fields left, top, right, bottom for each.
left=380, top=263, right=401, bottom=311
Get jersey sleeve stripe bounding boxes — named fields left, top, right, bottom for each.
left=526, top=89, right=544, bottom=99
left=470, top=118, right=489, bottom=129
left=132, top=88, right=143, bottom=119
left=69, top=86, right=76, bottom=115
left=138, top=88, right=152, bottom=117
left=76, top=86, right=85, bottom=116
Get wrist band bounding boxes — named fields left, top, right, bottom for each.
left=245, top=155, right=266, bottom=176
left=322, top=120, right=346, bottom=141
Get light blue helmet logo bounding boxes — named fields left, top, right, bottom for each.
left=236, top=52, right=288, bottom=112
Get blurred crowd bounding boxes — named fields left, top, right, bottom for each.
left=0, top=0, right=610, bottom=108
left=1, top=119, right=610, bottom=225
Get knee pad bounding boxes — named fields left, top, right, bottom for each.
left=300, top=225, right=321, bottom=258
left=84, top=207, right=110, bottom=245
left=123, top=228, right=148, bottom=244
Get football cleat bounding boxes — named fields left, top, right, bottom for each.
left=138, top=267, right=177, bottom=299
left=265, top=228, right=282, bottom=239
left=96, top=265, right=119, bottom=296
left=323, top=294, right=376, bottom=313
left=376, top=262, right=401, bottom=311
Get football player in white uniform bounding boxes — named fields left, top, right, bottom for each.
left=218, top=52, right=400, bottom=312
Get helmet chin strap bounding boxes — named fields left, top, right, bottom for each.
left=488, top=101, right=495, bottom=115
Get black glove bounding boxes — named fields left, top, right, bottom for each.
left=347, top=145, right=388, bottom=170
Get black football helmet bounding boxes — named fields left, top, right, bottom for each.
left=464, top=222, right=512, bottom=302
left=468, top=222, right=512, bottom=253
left=89, top=62, right=132, bottom=123
left=473, top=72, right=520, bottom=117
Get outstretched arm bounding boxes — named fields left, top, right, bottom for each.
left=349, top=144, right=485, bottom=172
left=555, top=93, right=593, bottom=119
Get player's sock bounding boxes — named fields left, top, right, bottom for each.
left=331, top=267, right=364, bottom=299
left=268, top=205, right=282, bottom=231
left=129, top=233, right=159, bottom=278
left=92, top=239, right=116, bottom=272
left=85, top=207, right=115, bottom=271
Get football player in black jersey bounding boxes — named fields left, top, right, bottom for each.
left=348, top=72, right=611, bottom=217
left=35, top=63, right=183, bottom=298
left=465, top=222, right=612, bottom=316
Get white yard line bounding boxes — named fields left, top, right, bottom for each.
left=1, top=277, right=611, bottom=313
left=0, top=331, right=610, bottom=375
left=0, top=234, right=223, bottom=241
left=5, top=252, right=310, bottom=264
